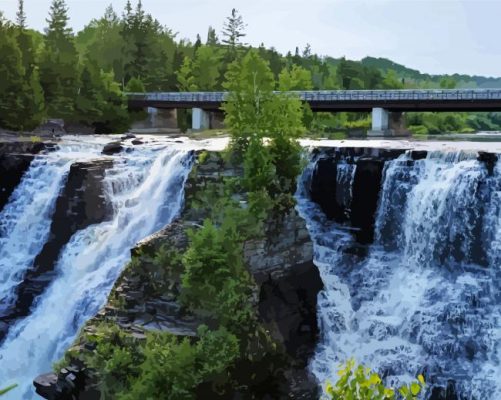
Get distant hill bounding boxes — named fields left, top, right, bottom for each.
left=360, top=56, right=501, bottom=89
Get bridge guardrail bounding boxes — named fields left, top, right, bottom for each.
left=126, top=89, right=501, bottom=103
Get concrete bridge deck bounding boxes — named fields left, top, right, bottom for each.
left=127, top=89, right=501, bottom=112
left=127, top=89, right=501, bottom=135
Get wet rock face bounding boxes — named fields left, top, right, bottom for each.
left=0, top=142, right=46, bottom=213
left=309, top=147, right=407, bottom=245
left=243, top=211, right=322, bottom=398
left=350, top=158, right=385, bottom=244
left=429, top=380, right=460, bottom=400
left=0, top=159, right=113, bottom=340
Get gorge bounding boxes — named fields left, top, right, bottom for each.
left=0, top=136, right=499, bottom=399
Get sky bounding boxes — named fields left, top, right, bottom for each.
left=0, top=0, right=500, bottom=77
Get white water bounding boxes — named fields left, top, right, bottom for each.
left=0, top=141, right=193, bottom=399
left=0, top=143, right=104, bottom=316
left=297, top=151, right=501, bottom=399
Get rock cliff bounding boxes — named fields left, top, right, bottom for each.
left=34, top=151, right=322, bottom=399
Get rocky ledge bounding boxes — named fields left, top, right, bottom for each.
left=34, top=151, right=322, bottom=399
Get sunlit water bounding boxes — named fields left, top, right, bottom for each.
left=296, top=151, right=501, bottom=399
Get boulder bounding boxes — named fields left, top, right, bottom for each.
left=102, top=142, right=123, bottom=155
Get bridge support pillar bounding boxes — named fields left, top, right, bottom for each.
left=192, top=108, right=210, bottom=131
left=368, top=107, right=392, bottom=137
left=368, top=109, right=410, bottom=137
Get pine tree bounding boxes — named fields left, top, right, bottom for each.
left=176, top=57, right=196, bottom=91
left=206, top=26, right=218, bottom=46
left=192, top=46, right=221, bottom=91
left=0, top=24, right=26, bottom=130
left=222, top=8, right=246, bottom=51
left=40, top=0, right=80, bottom=119
left=16, top=0, right=26, bottom=29
left=194, top=34, right=202, bottom=51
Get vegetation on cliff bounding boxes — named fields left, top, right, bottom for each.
left=1, top=0, right=500, bottom=134
left=54, top=47, right=306, bottom=399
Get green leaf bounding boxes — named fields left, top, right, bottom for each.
left=411, top=382, right=421, bottom=396
left=0, top=384, right=18, bottom=395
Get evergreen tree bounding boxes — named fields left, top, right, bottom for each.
left=176, top=57, right=196, bottom=91
left=0, top=23, right=26, bottom=130
left=0, top=16, right=44, bottom=131
left=206, top=26, right=218, bottom=45
left=77, top=5, right=124, bottom=80
left=194, top=34, right=202, bottom=51
left=192, top=46, right=221, bottom=91
left=40, top=0, right=80, bottom=119
left=16, top=0, right=26, bottom=28
left=222, top=8, right=246, bottom=49
left=13, top=0, right=46, bottom=130
left=75, top=61, right=129, bottom=133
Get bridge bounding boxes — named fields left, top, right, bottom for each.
left=127, top=89, right=501, bottom=136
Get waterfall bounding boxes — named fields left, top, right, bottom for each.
left=297, top=151, right=501, bottom=399
left=0, top=142, right=193, bottom=399
left=0, top=144, right=103, bottom=316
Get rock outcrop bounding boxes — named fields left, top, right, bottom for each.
left=34, top=151, right=322, bottom=399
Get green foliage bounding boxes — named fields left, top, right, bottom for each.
left=222, top=49, right=276, bottom=151
left=278, top=64, right=313, bottom=91
left=121, top=326, right=238, bottom=400
left=176, top=57, right=196, bottom=91
left=2, top=1, right=501, bottom=133
left=40, top=0, right=80, bottom=119
left=0, top=384, right=18, bottom=396
left=84, top=322, right=144, bottom=398
left=75, top=64, right=129, bottom=133
left=191, top=46, right=221, bottom=91
left=125, top=76, right=145, bottom=93
left=0, top=24, right=28, bottom=130
left=325, top=359, right=425, bottom=400
left=180, top=219, right=255, bottom=328
left=222, top=49, right=305, bottom=210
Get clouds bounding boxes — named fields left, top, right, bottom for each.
left=0, top=0, right=499, bottom=77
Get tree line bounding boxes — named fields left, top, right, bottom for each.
left=0, top=0, right=499, bottom=135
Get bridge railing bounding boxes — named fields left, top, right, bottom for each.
left=126, top=89, right=501, bottom=103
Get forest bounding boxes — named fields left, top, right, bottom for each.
left=1, top=0, right=501, bottom=135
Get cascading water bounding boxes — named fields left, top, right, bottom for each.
left=297, top=150, right=501, bottom=399
left=0, top=140, right=194, bottom=399
left=0, top=143, right=104, bottom=316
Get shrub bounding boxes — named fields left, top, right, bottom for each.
left=121, top=327, right=239, bottom=400
left=325, top=359, right=425, bottom=400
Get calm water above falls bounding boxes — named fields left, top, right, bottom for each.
left=296, top=151, right=501, bottom=399
left=0, top=140, right=193, bottom=399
